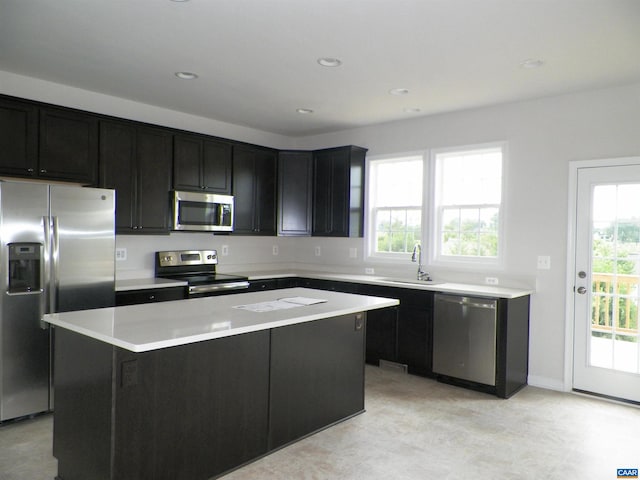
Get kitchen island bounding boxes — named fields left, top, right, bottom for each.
left=45, top=288, right=398, bottom=480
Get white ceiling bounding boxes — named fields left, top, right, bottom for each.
left=1, top=0, right=640, bottom=137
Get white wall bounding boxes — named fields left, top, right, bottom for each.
left=4, top=68, right=640, bottom=392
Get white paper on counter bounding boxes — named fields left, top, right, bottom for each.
left=233, top=297, right=327, bottom=313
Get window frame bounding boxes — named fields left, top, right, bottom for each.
left=428, top=142, right=506, bottom=269
left=366, top=152, right=427, bottom=260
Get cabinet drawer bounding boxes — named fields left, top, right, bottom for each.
left=116, top=286, right=186, bottom=306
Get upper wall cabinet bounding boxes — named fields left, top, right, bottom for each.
left=312, top=145, right=367, bottom=237
left=173, top=134, right=232, bottom=194
left=232, top=145, right=277, bottom=236
left=278, top=151, right=313, bottom=236
left=100, top=120, right=173, bottom=234
left=0, top=97, right=99, bottom=185
left=0, top=96, right=38, bottom=178
left=38, top=106, right=99, bottom=185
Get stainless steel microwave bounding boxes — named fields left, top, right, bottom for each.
left=172, top=191, right=234, bottom=232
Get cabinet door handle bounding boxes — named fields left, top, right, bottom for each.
left=40, top=169, right=47, bottom=174
left=27, top=168, right=34, bottom=173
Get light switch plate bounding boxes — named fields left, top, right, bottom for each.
left=115, top=248, right=127, bottom=261
left=221, top=245, right=229, bottom=256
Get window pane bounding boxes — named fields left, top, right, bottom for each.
left=374, top=158, right=423, bottom=207
left=460, top=208, right=479, bottom=232
left=480, top=207, right=499, bottom=232
left=376, top=209, right=391, bottom=231
left=435, top=145, right=503, bottom=261
left=377, top=232, right=390, bottom=252
left=442, top=208, right=459, bottom=231
left=439, top=149, right=502, bottom=205
left=479, top=233, right=498, bottom=257
left=390, top=209, right=407, bottom=230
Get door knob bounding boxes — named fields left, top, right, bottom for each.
left=577, top=286, right=587, bottom=294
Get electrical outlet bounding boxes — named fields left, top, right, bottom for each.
left=485, top=277, right=499, bottom=285
left=537, top=255, right=551, bottom=270
left=315, top=246, right=321, bottom=257
left=349, top=247, right=357, bottom=258
left=221, top=245, right=229, bottom=256
left=365, top=267, right=375, bottom=275
left=272, top=245, right=279, bottom=256
left=115, top=248, right=127, bottom=261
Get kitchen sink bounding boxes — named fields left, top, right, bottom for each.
left=378, top=277, right=445, bottom=286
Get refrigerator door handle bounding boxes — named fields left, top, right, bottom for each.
left=50, top=216, right=60, bottom=315
left=41, top=216, right=52, bottom=327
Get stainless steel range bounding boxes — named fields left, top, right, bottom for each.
left=155, top=250, right=249, bottom=297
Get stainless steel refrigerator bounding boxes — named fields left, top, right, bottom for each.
left=0, top=181, right=115, bottom=422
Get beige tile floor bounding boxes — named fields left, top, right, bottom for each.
left=1, top=366, right=639, bottom=480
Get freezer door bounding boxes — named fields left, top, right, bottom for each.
left=0, top=182, right=50, bottom=421
left=50, top=185, right=115, bottom=312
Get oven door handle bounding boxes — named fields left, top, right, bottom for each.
left=188, top=281, right=250, bottom=295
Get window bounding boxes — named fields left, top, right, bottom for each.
left=432, top=144, right=504, bottom=263
left=368, top=155, right=423, bottom=256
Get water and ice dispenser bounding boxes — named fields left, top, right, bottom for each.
left=7, top=243, right=42, bottom=294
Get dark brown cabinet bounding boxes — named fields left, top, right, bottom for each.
left=232, top=145, right=277, bottom=235
left=39, top=106, right=99, bottom=184
left=55, top=328, right=270, bottom=480
left=100, top=120, right=172, bottom=233
left=278, top=150, right=313, bottom=236
left=0, top=96, right=38, bottom=178
left=116, top=287, right=186, bottom=306
left=396, top=289, right=433, bottom=376
left=173, top=134, right=232, bottom=193
left=0, top=97, right=98, bottom=184
left=312, top=145, right=366, bottom=237
left=268, top=313, right=366, bottom=450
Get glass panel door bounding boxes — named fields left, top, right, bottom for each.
left=574, top=165, right=640, bottom=402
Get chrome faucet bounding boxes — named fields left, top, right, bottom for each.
left=411, top=243, right=431, bottom=281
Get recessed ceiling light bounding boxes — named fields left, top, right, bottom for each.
left=296, top=108, right=314, bottom=114
left=175, top=71, right=198, bottom=80
left=317, top=57, right=342, bottom=67
left=403, top=107, right=421, bottom=113
left=520, top=59, right=544, bottom=69
left=389, top=88, right=410, bottom=96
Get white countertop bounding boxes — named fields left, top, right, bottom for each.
left=116, top=271, right=533, bottom=298
left=234, top=271, right=533, bottom=299
left=44, top=288, right=399, bottom=353
left=116, top=277, right=187, bottom=291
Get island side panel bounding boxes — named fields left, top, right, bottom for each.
left=113, top=330, right=271, bottom=480
left=53, top=328, right=115, bottom=480
left=268, top=312, right=366, bottom=450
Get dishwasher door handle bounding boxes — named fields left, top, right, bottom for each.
left=435, top=295, right=496, bottom=309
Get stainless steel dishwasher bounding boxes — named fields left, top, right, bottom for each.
left=433, top=293, right=498, bottom=386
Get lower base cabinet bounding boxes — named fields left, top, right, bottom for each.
left=53, top=312, right=365, bottom=480
left=269, top=313, right=365, bottom=450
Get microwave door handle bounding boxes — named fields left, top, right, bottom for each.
left=218, top=205, right=224, bottom=226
